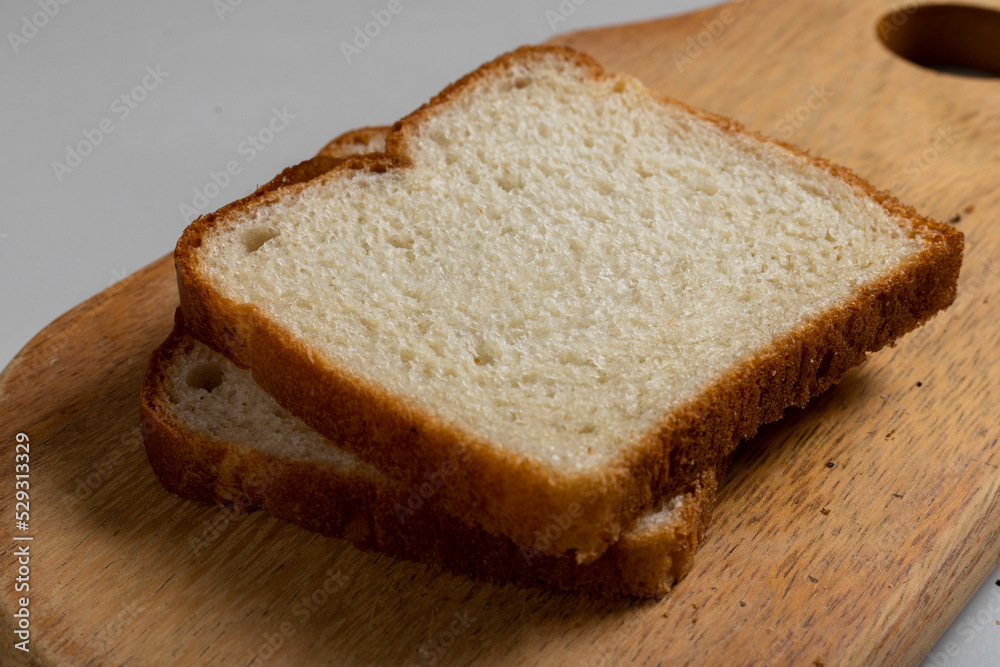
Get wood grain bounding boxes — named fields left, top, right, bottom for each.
left=2, top=1, right=999, bottom=664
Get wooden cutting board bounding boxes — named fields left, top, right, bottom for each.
left=3, top=1, right=999, bottom=664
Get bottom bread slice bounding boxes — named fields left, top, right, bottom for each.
left=140, top=318, right=724, bottom=598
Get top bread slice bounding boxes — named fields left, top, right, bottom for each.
left=175, top=45, right=963, bottom=562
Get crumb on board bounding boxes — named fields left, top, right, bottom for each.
left=807, top=575, right=819, bottom=583
left=663, top=612, right=669, bottom=618
left=738, top=601, right=747, bottom=607
left=885, top=429, right=896, bottom=440
left=948, top=205, right=975, bottom=223
left=814, top=659, right=827, bottom=667
left=826, top=461, right=835, bottom=468
left=893, top=493, right=904, bottom=499
left=821, top=507, right=831, bottom=515
left=916, top=381, right=923, bottom=387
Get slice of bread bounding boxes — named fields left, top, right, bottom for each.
left=175, top=45, right=963, bottom=562
left=141, top=316, right=722, bottom=597
left=255, top=126, right=388, bottom=195
left=317, top=125, right=387, bottom=158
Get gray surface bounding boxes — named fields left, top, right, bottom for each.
left=1, top=1, right=997, bottom=664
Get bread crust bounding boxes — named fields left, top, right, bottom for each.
left=240, top=126, right=391, bottom=198
left=174, top=45, right=963, bottom=562
left=317, top=125, right=389, bottom=158
left=140, top=317, right=721, bottom=598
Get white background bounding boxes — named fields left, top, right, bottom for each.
left=1, top=1, right=997, bottom=664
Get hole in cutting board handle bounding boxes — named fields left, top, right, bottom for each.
left=877, top=4, right=1000, bottom=78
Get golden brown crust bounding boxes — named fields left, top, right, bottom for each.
left=251, top=126, right=394, bottom=196
left=255, top=155, right=348, bottom=195
left=140, top=319, right=721, bottom=598
left=173, top=45, right=963, bottom=562
left=317, top=125, right=391, bottom=158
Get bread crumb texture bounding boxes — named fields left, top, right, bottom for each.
left=199, top=51, right=923, bottom=471
left=164, top=339, right=366, bottom=470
